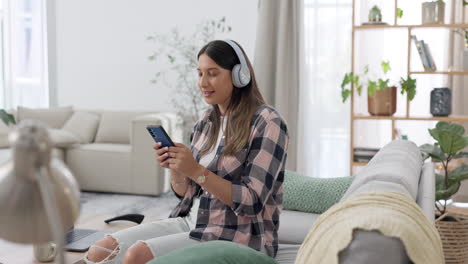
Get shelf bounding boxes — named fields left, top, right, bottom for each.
left=410, top=71, right=468, bottom=75
left=353, top=115, right=468, bottom=122
left=354, top=24, right=468, bottom=30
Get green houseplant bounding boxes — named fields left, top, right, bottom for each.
left=420, top=121, right=468, bottom=263
left=341, top=61, right=417, bottom=116
left=419, top=121, right=468, bottom=216
left=0, top=110, right=15, bottom=126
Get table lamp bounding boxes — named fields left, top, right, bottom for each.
left=0, top=120, right=80, bottom=263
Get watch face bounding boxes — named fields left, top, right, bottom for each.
left=197, top=175, right=206, bottom=183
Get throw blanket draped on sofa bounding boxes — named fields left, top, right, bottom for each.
left=295, top=191, right=444, bottom=264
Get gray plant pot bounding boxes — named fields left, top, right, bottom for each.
left=422, top=1, right=445, bottom=24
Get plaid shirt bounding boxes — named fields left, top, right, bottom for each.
left=169, top=104, right=288, bottom=257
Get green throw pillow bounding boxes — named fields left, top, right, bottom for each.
left=283, top=170, right=354, bottom=214
left=149, top=240, right=278, bottom=264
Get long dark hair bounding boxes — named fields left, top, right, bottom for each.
left=197, top=40, right=266, bottom=156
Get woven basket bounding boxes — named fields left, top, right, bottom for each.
left=436, top=210, right=468, bottom=263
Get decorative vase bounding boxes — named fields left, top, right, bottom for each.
left=367, top=86, right=397, bottom=116
left=422, top=1, right=445, bottom=24
left=368, top=5, right=382, bottom=22
left=430, top=87, right=451, bottom=117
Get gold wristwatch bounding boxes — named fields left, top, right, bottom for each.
left=196, top=167, right=209, bottom=184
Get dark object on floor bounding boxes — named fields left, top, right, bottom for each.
left=104, top=213, right=145, bottom=224
left=64, top=229, right=107, bottom=252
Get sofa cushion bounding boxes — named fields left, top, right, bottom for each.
left=95, top=111, right=143, bottom=144
left=62, top=111, right=100, bottom=143
left=48, top=129, right=80, bottom=147
left=283, top=170, right=353, bottom=214
left=17, top=106, right=73, bottom=129
left=150, top=240, right=278, bottom=264
left=278, top=210, right=320, bottom=244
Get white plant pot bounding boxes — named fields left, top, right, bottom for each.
left=422, top=1, right=445, bottom=24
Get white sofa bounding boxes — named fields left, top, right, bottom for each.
left=0, top=106, right=183, bottom=196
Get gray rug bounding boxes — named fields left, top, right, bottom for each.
left=79, top=191, right=180, bottom=220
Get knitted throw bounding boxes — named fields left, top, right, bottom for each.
left=295, top=192, right=444, bottom=264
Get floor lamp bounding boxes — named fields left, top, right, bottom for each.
left=0, top=120, right=80, bottom=263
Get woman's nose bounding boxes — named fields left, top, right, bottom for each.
left=199, top=75, right=208, bottom=88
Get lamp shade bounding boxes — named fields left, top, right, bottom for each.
left=0, top=120, right=80, bottom=244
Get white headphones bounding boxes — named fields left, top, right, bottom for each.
left=224, top=40, right=251, bottom=88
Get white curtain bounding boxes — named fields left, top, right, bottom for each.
left=3, top=0, right=48, bottom=109
left=254, top=0, right=302, bottom=171
left=452, top=0, right=468, bottom=203
left=298, top=0, right=352, bottom=177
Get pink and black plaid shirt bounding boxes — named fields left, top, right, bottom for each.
left=169, top=104, right=289, bottom=257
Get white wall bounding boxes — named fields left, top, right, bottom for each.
left=49, top=0, right=258, bottom=111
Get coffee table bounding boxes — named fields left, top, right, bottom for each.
left=0, top=213, right=158, bottom=264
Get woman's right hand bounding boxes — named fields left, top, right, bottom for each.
left=153, top=142, right=187, bottom=189
left=153, top=142, right=171, bottom=168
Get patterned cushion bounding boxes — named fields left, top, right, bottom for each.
left=283, top=170, right=353, bottom=214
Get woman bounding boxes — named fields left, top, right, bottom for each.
left=85, top=40, right=289, bottom=264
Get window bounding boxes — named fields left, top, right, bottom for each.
left=299, top=0, right=352, bottom=178
left=1, top=0, right=48, bottom=109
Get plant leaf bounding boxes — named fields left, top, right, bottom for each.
left=0, top=110, right=15, bottom=125
left=397, top=8, right=403, bottom=18
left=453, top=152, right=468, bottom=159
left=436, top=182, right=460, bottom=201
left=419, top=143, right=446, bottom=161
left=368, top=80, right=377, bottom=96
left=364, top=65, right=369, bottom=75
left=399, top=76, right=417, bottom=101
left=448, top=165, right=468, bottom=182
left=464, top=0, right=468, bottom=6
left=381, top=61, right=391, bottom=74
left=341, top=72, right=352, bottom=88
left=342, top=89, right=351, bottom=103
left=438, top=130, right=467, bottom=155
left=378, top=79, right=390, bottom=91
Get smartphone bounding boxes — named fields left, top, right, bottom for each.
left=146, top=125, right=175, bottom=148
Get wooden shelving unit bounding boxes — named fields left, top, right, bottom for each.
left=350, top=0, right=468, bottom=172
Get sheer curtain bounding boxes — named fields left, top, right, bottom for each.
left=298, top=0, right=352, bottom=177
left=3, top=0, right=48, bottom=109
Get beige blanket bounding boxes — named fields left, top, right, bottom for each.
left=295, top=192, right=444, bottom=264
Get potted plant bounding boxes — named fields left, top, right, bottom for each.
left=419, top=121, right=468, bottom=262
left=422, top=0, right=445, bottom=24
left=341, top=61, right=417, bottom=116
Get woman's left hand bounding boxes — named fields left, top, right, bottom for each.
left=167, top=143, right=202, bottom=180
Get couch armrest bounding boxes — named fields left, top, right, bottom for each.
left=130, top=113, right=183, bottom=195
left=416, top=162, right=435, bottom=223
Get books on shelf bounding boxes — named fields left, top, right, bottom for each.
left=353, top=147, right=380, bottom=162
left=411, top=35, right=436, bottom=72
